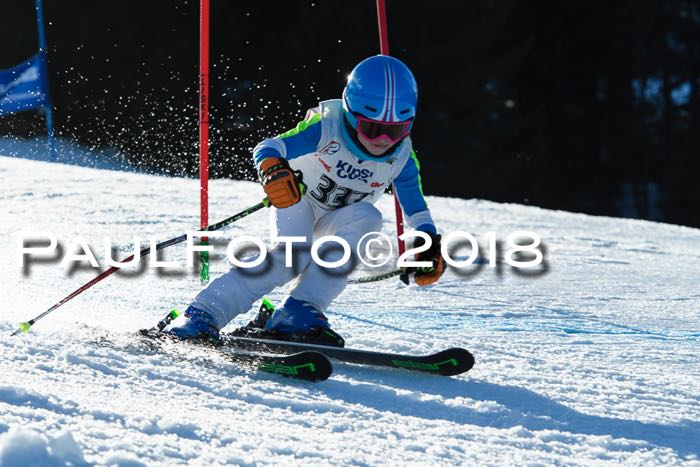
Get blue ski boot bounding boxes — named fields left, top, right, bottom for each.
left=262, top=296, right=344, bottom=347
left=163, top=305, right=220, bottom=341
left=264, top=296, right=329, bottom=335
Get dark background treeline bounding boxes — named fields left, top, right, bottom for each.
left=2, top=0, right=699, bottom=227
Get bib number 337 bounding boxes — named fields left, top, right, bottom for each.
left=310, top=174, right=371, bottom=208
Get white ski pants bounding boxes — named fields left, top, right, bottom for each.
left=191, top=198, right=383, bottom=328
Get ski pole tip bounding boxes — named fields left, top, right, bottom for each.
left=18, top=322, right=32, bottom=334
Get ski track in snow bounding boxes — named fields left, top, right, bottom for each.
left=1, top=153, right=699, bottom=466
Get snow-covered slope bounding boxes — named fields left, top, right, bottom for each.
left=1, top=154, right=699, bottom=466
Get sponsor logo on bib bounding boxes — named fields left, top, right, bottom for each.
left=318, top=140, right=341, bottom=156
left=336, top=160, right=373, bottom=184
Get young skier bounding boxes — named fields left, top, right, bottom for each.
left=165, top=55, right=445, bottom=344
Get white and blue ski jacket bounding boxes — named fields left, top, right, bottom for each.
left=252, top=99, right=436, bottom=234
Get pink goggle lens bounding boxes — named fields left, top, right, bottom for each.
left=355, top=114, right=412, bottom=145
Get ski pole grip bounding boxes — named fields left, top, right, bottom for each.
left=399, top=267, right=415, bottom=285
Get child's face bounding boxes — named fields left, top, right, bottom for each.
left=357, top=132, right=394, bottom=156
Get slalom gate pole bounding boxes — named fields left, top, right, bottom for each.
left=11, top=199, right=271, bottom=336
left=199, top=0, right=211, bottom=284
left=375, top=0, right=408, bottom=283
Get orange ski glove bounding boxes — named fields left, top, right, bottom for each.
left=413, top=232, right=445, bottom=286
left=258, top=157, right=304, bottom=209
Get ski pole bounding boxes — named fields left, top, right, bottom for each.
left=350, top=255, right=499, bottom=285
left=348, top=268, right=415, bottom=285
left=11, top=198, right=271, bottom=336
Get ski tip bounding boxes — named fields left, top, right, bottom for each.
left=260, top=351, right=333, bottom=382
left=298, top=351, right=333, bottom=382
left=18, top=322, right=32, bottom=334
left=437, top=347, right=475, bottom=376
left=393, top=347, right=475, bottom=376
left=302, top=351, right=333, bottom=382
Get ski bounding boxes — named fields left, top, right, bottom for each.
left=138, top=329, right=333, bottom=382
left=218, top=334, right=475, bottom=377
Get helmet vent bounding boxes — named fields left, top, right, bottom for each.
left=364, top=105, right=378, bottom=112
left=400, top=109, right=411, bottom=115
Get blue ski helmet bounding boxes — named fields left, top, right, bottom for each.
left=343, top=55, right=417, bottom=124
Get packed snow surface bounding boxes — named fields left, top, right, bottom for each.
left=1, top=152, right=699, bottom=466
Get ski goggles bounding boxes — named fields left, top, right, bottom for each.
left=353, top=113, right=413, bottom=145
